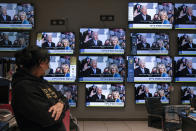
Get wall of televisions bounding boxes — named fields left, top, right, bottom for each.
left=0, top=0, right=196, bottom=119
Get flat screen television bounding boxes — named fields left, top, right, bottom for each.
left=135, top=83, right=170, bottom=104
left=127, top=56, right=172, bottom=82
left=131, top=33, right=169, bottom=55
left=53, top=84, right=77, bottom=107
left=80, top=28, right=125, bottom=54
left=0, top=31, right=29, bottom=51
left=178, top=33, right=196, bottom=55
left=36, top=32, right=75, bottom=54
left=128, top=2, right=173, bottom=29
left=174, top=57, right=196, bottom=82
left=0, top=57, right=16, bottom=81
left=44, top=56, right=76, bottom=82
left=86, top=84, right=125, bottom=107
left=181, top=86, right=196, bottom=104
left=0, top=3, right=34, bottom=29
left=78, top=56, right=125, bottom=82
left=174, top=4, right=196, bottom=29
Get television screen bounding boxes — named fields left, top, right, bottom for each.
left=0, top=57, right=16, bottom=81
left=0, top=3, right=34, bottom=29
left=36, top=32, right=75, bottom=54
left=174, top=57, right=196, bottom=82
left=178, top=33, right=196, bottom=55
left=78, top=56, right=125, bottom=82
left=80, top=28, right=125, bottom=54
left=128, top=3, right=174, bottom=29
left=135, top=83, right=170, bottom=104
left=131, top=33, right=169, bottom=55
left=181, top=86, right=196, bottom=104
left=86, top=84, right=125, bottom=107
left=174, top=4, right=196, bottom=29
left=127, top=56, right=172, bottom=82
left=53, top=84, right=77, bottom=107
left=0, top=32, right=29, bottom=51
left=44, top=56, right=76, bottom=82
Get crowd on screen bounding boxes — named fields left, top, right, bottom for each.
left=80, top=29, right=126, bottom=49
left=134, top=57, right=172, bottom=77
left=86, top=84, right=125, bottom=102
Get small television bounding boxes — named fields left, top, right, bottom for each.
left=0, top=32, right=29, bottom=51
left=178, top=33, right=196, bottom=55
left=181, top=86, right=196, bottom=104
left=78, top=56, right=125, bottom=82
left=0, top=3, right=34, bottom=29
left=135, top=83, right=170, bottom=104
left=44, top=56, right=76, bottom=82
left=131, top=33, right=169, bottom=55
left=174, top=57, right=196, bottom=82
left=174, top=4, right=196, bottom=29
left=36, top=32, right=75, bottom=54
left=128, top=2, right=173, bottom=29
left=0, top=57, right=16, bottom=81
left=86, top=84, right=125, bottom=107
left=127, top=56, right=172, bottom=82
left=53, top=84, right=77, bottom=107
left=79, top=28, right=125, bottom=54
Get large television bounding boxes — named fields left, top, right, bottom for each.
left=128, top=2, right=173, bottom=29
left=127, top=56, right=172, bottom=82
left=0, top=3, right=34, bottom=29
left=131, top=33, right=169, bottom=55
left=135, top=83, right=170, bottom=104
left=0, top=57, right=16, bottom=81
left=86, top=84, right=125, bottom=107
left=181, top=86, right=196, bottom=104
left=53, top=84, right=77, bottom=107
left=44, top=56, right=76, bottom=82
left=0, top=32, right=29, bottom=51
left=178, top=33, right=196, bottom=55
left=80, top=28, right=125, bottom=54
left=78, top=56, right=125, bottom=82
left=36, top=32, right=75, bottom=54
left=174, top=4, right=196, bottom=29
left=174, top=57, right=196, bottom=82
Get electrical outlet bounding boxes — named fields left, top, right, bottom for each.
left=100, top=15, right=114, bottom=21
left=50, top=19, right=65, bottom=25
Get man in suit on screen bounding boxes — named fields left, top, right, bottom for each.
left=90, top=87, right=106, bottom=102
left=42, top=35, right=55, bottom=48
left=134, top=59, right=150, bottom=77
left=0, top=7, right=11, bottom=23
left=182, top=37, right=196, bottom=50
left=86, top=32, right=102, bottom=48
left=134, top=5, right=151, bottom=23
left=137, top=35, right=151, bottom=50
left=181, top=7, right=196, bottom=24
left=84, top=59, right=101, bottom=77
left=179, top=60, right=196, bottom=77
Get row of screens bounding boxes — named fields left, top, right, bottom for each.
left=128, top=3, right=196, bottom=29
left=1, top=56, right=196, bottom=82
left=1, top=3, right=196, bottom=30
left=2, top=83, right=194, bottom=107
left=1, top=29, right=196, bottom=55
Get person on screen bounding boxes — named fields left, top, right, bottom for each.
left=56, top=42, right=64, bottom=48
left=133, top=5, right=151, bottom=22
left=180, top=60, right=196, bottom=77
left=110, top=64, right=121, bottom=77
left=159, top=90, right=168, bottom=102
left=84, top=59, right=101, bottom=77
left=12, top=14, right=20, bottom=22
left=90, top=87, right=106, bottom=102
left=65, top=90, right=75, bottom=104
left=181, top=7, right=196, bottom=23
left=61, top=64, right=70, bottom=77
left=112, top=91, right=122, bottom=102
left=11, top=46, right=69, bottom=131
left=0, top=7, right=11, bottom=23
left=137, top=86, right=152, bottom=99
left=137, top=36, right=150, bottom=50
left=110, top=36, right=121, bottom=49
left=182, top=37, right=196, bottom=50
left=157, top=39, right=166, bottom=50
left=153, top=14, right=160, bottom=21
left=158, top=64, right=168, bottom=77
left=42, top=35, right=55, bottom=48
left=19, top=12, right=29, bottom=24
left=159, top=11, right=170, bottom=24
left=0, top=33, right=12, bottom=46
left=134, top=59, right=150, bottom=77
left=86, top=32, right=102, bottom=48
left=184, top=88, right=196, bottom=100
left=61, top=39, right=71, bottom=50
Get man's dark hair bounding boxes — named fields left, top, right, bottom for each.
left=15, top=45, right=49, bottom=69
